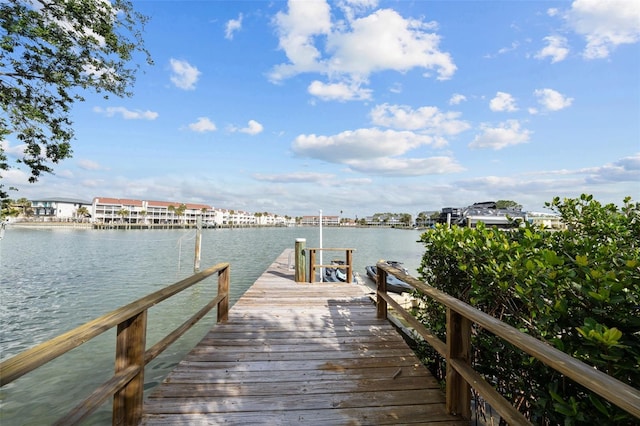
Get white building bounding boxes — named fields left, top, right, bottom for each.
left=30, top=197, right=92, bottom=221
left=92, top=197, right=215, bottom=225
left=299, top=215, right=340, bottom=226
left=526, top=212, right=564, bottom=229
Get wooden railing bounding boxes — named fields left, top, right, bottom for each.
left=375, top=261, right=640, bottom=424
left=307, top=247, right=354, bottom=283
left=0, top=262, right=230, bottom=425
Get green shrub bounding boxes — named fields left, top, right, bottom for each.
left=415, top=194, right=639, bottom=425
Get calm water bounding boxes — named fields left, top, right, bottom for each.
left=0, top=225, right=426, bottom=424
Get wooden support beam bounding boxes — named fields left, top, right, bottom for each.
left=113, top=311, right=147, bottom=425
left=445, top=308, right=471, bottom=419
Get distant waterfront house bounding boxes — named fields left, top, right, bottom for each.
left=299, top=215, right=340, bottom=226
left=526, top=212, right=564, bottom=229
left=92, top=197, right=215, bottom=225
left=30, top=197, right=92, bottom=221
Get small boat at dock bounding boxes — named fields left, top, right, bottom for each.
left=365, top=261, right=413, bottom=294
left=324, top=259, right=355, bottom=282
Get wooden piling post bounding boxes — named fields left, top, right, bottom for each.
left=194, top=216, right=202, bottom=273
left=113, top=311, right=147, bottom=425
left=308, top=249, right=316, bottom=283
left=217, top=266, right=229, bottom=323
left=376, top=265, right=387, bottom=319
left=346, top=249, right=353, bottom=283
left=294, top=238, right=306, bottom=283
left=446, top=308, right=471, bottom=419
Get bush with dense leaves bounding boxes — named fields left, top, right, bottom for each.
left=414, top=194, right=639, bottom=425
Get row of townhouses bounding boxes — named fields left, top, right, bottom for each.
left=28, top=197, right=294, bottom=227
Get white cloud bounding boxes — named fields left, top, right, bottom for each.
left=498, top=41, right=520, bottom=55
left=239, top=120, right=264, bottom=135
left=326, top=9, right=455, bottom=79
left=270, top=2, right=456, bottom=99
left=337, top=0, right=379, bottom=21
left=1, top=140, right=26, bottom=157
left=308, top=80, right=372, bottom=101
left=389, top=83, right=402, bottom=94
left=253, top=171, right=334, bottom=183
left=564, top=0, right=640, bottom=59
left=370, top=103, right=470, bottom=141
left=469, top=120, right=532, bottom=150
left=271, top=0, right=331, bottom=78
left=169, top=58, right=201, bottom=90
left=77, top=159, right=107, bottom=171
left=292, top=128, right=434, bottom=163
left=346, top=156, right=464, bottom=176
left=290, top=126, right=464, bottom=177
left=1, top=167, right=30, bottom=186
left=534, top=88, right=574, bottom=111
left=535, top=35, right=570, bottom=63
left=188, top=117, right=217, bottom=132
left=489, top=92, right=518, bottom=112
left=93, top=106, right=158, bottom=120
left=225, top=14, right=243, bottom=40
left=449, top=93, right=467, bottom=105
left=580, top=152, right=640, bottom=183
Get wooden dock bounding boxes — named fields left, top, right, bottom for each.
left=142, top=250, right=467, bottom=425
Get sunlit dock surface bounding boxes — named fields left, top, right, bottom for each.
left=142, top=250, right=466, bottom=425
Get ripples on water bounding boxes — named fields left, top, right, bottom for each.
left=0, top=226, right=426, bottom=424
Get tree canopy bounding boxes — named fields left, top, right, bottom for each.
left=0, top=0, right=152, bottom=199
left=495, top=199, right=522, bottom=210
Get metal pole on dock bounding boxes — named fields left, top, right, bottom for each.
left=319, top=209, right=323, bottom=282
left=194, top=216, right=202, bottom=273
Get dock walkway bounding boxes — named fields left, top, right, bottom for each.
left=142, top=250, right=466, bottom=425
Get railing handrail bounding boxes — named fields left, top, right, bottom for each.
left=375, top=261, right=640, bottom=422
left=0, top=262, right=230, bottom=425
left=306, top=247, right=354, bottom=283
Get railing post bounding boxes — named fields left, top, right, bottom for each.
left=294, top=238, right=306, bottom=283
left=376, top=266, right=387, bottom=319
left=113, top=311, right=147, bottom=426
left=446, top=308, right=471, bottom=419
left=346, top=249, right=353, bottom=283
left=217, top=265, right=229, bottom=323
left=308, top=249, right=316, bottom=283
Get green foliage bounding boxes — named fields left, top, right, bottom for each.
left=495, top=199, right=523, bottom=210
left=415, top=194, right=639, bottom=424
left=0, top=0, right=152, bottom=199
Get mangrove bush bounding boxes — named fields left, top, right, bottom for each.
left=414, top=194, right=639, bottom=425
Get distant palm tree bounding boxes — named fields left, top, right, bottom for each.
left=175, top=204, right=187, bottom=224
left=116, top=208, right=129, bottom=223
left=168, top=205, right=176, bottom=223
left=15, top=197, right=31, bottom=216
left=76, top=206, right=90, bottom=222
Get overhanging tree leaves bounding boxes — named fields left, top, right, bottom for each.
left=0, top=0, right=152, bottom=198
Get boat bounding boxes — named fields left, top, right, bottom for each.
left=324, top=259, right=354, bottom=282
left=365, top=261, right=413, bottom=294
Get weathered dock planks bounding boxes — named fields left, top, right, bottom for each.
left=142, top=250, right=466, bottom=425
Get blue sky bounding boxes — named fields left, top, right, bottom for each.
left=3, top=0, right=639, bottom=217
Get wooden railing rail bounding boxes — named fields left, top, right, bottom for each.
left=375, top=261, right=640, bottom=423
left=0, top=262, right=230, bottom=425
left=307, top=247, right=354, bottom=283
